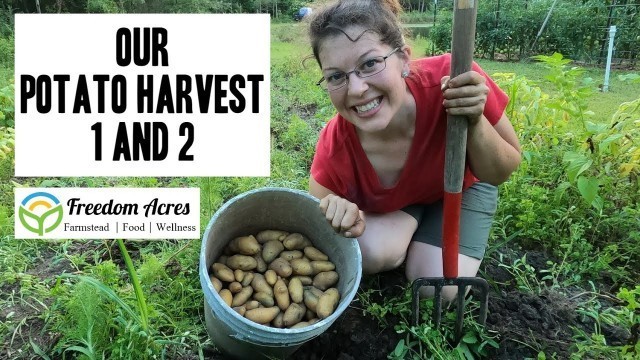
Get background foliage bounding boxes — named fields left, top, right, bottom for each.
left=0, top=2, right=639, bottom=359
left=429, top=0, right=640, bottom=64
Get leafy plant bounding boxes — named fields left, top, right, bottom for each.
left=571, top=286, right=640, bottom=359
left=360, top=285, right=498, bottom=359
left=0, top=81, right=14, bottom=127
left=57, top=240, right=160, bottom=358
left=498, top=253, right=543, bottom=294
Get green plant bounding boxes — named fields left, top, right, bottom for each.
left=0, top=81, right=14, bottom=127
left=0, top=35, right=13, bottom=66
left=57, top=240, right=160, bottom=358
left=498, top=253, right=543, bottom=294
left=607, top=286, right=640, bottom=357
left=360, top=284, right=499, bottom=359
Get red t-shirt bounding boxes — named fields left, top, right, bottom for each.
left=310, top=54, right=509, bottom=213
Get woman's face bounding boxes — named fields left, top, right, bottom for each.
left=318, top=28, right=410, bottom=133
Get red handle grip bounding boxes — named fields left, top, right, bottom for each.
left=442, top=191, right=462, bottom=278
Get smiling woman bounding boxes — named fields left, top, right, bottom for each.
left=305, top=0, right=521, bottom=299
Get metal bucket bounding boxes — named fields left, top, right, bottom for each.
left=199, top=187, right=363, bottom=359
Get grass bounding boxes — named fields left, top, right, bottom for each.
left=476, top=59, right=639, bottom=121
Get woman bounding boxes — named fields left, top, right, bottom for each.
left=307, top=0, right=521, bottom=299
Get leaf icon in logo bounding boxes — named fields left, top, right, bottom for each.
left=19, top=204, right=63, bottom=236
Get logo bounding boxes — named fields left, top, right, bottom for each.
left=18, top=192, right=64, bottom=236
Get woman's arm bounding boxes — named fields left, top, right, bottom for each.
left=466, top=113, right=521, bottom=185
left=441, top=72, right=521, bottom=185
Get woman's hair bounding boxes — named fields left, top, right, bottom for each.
left=308, top=0, right=405, bottom=67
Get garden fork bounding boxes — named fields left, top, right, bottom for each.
left=411, top=0, right=490, bottom=345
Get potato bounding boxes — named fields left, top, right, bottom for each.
left=316, top=288, right=340, bottom=319
left=228, top=235, right=261, bottom=255
left=289, top=321, right=310, bottom=329
left=253, top=291, right=275, bottom=307
left=231, top=286, right=254, bottom=307
left=272, top=312, right=285, bottom=328
left=219, top=289, right=233, bottom=307
left=251, top=273, right=273, bottom=297
left=292, top=276, right=313, bottom=286
left=290, top=258, right=313, bottom=276
left=269, top=258, right=293, bottom=278
left=256, top=230, right=289, bottom=244
left=279, top=250, right=303, bottom=261
left=309, top=286, right=324, bottom=298
left=304, top=246, right=329, bottom=261
left=234, top=269, right=245, bottom=283
left=209, top=275, right=223, bottom=293
left=288, top=277, right=304, bottom=303
left=311, top=260, right=335, bottom=275
left=283, top=233, right=312, bottom=250
left=211, top=263, right=235, bottom=282
left=283, top=303, right=306, bottom=327
left=309, top=318, right=320, bottom=325
left=226, top=255, right=258, bottom=271
left=232, top=305, right=246, bottom=316
left=218, top=255, right=228, bottom=266
left=306, top=309, right=315, bottom=321
left=274, top=278, right=290, bottom=311
left=228, top=281, right=243, bottom=294
left=245, top=300, right=260, bottom=310
left=254, top=254, right=268, bottom=273
left=262, top=240, right=285, bottom=263
left=313, top=271, right=339, bottom=291
left=245, top=306, right=280, bottom=324
left=303, top=288, right=320, bottom=313
left=241, top=272, right=254, bottom=287
left=264, top=270, right=278, bottom=286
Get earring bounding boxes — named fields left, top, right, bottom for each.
left=401, top=70, right=409, bottom=78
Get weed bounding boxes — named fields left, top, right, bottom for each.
left=498, top=253, right=543, bottom=294
left=360, top=284, right=499, bottom=359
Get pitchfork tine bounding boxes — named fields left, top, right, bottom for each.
left=433, top=284, right=443, bottom=327
left=454, top=285, right=466, bottom=342
left=412, top=277, right=490, bottom=344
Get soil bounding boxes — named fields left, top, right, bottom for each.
left=208, top=245, right=632, bottom=359
left=2, top=243, right=633, bottom=360
left=289, top=246, right=632, bottom=360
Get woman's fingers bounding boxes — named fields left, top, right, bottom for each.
left=330, top=200, right=349, bottom=231
left=319, top=195, right=364, bottom=237
left=448, top=71, right=485, bottom=87
left=441, top=72, right=488, bottom=124
left=343, top=212, right=365, bottom=238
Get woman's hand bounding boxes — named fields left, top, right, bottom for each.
left=441, top=71, right=489, bottom=126
left=319, top=194, right=366, bottom=238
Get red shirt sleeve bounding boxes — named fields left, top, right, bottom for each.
left=310, top=119, right=347, bottom=198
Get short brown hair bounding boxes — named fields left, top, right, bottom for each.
left=308, top=0, right=405, bottom=67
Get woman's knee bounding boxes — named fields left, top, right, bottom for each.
left=358, top=239, right=406, bottom=274
left=356, top=210, right=417, bottom=274
left=405, top=242, right=482, bottom=301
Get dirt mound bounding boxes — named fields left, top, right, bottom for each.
left=294, top=306, right=401, bottom=360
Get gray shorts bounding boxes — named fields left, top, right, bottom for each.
left=401, top=182, right=498, bottom=260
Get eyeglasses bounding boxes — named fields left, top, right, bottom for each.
left=317, top=47, right=401, bottom=91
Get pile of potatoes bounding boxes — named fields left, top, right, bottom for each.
left=208, top=230, right=341, bottom=329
